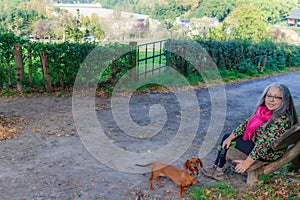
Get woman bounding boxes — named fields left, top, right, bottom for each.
left=202, top=83, right=298, bottom=180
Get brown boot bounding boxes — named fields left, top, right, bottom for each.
left=202, top=164, right=224, bottom=181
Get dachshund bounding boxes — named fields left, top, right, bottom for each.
left=136, top=158, right=203, bottom=198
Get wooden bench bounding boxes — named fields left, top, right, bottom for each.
left=226, top=123, right=300, bottom=186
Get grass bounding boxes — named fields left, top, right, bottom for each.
left=189, top=182, right=238, bottom=200
left=189, top=165, right=300, bottom=200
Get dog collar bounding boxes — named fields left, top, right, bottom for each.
left=188, top=170, right=198, bottom=177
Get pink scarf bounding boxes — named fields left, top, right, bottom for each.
left=243, top=106, right=273, bottom=141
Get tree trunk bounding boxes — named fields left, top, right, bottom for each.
left=28, top=43, right=33, bottom=86
left=14, top=43, right=24, bottom=92
left=40, top=49, right=52, bottom=92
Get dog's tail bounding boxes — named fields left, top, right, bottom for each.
left=135, top=163, right=152, bottom=167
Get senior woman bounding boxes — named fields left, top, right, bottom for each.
left=202, top=83, right=299, bottom=180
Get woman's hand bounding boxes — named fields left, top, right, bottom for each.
left=234, top=157, right=255, bottom=173
left=222, top=137, right=232, bottom=149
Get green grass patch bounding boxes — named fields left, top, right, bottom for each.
left=189, top=182, right=237, bottom=200
left=189, top=167, right=300, bottom=200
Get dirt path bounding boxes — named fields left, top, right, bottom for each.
left=1, top=73, right=300, bottom=200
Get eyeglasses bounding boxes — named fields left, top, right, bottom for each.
left=265, top=94, right=283, bottom=101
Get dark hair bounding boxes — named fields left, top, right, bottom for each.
left=255, top=83, right=298, bottom=128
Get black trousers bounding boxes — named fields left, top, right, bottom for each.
left=214, top=133, right=255, bottom=168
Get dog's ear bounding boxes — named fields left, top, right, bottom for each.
left=183, top=160, right=189, bottom=170
left=198, top=158, right=203, bottom=168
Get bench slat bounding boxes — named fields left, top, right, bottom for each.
left=272, top=123, right=300, bottom=150
left=264, top=139, right=300, bottom=175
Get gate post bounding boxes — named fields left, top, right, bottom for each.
left=129, top=41, right=137, bottom=81
left=165, top=39, right=171, bottom=71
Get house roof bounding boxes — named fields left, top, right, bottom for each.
left=287, top=9, right=300, bottom=19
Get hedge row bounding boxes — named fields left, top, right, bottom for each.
left=175, top=40, right=300, bottom=76
left=0, top=33, right=134, bottom=93
left=1, top=34, right=300, bottom=93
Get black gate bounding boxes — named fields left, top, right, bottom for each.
left=136, top=39, right=170, bottom=80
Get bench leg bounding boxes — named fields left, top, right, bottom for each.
left=292, top=155, right=300, bottom=171
left=247, top=168, right=264, bottom=187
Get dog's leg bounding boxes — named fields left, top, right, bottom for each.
left=156, top=176, right=163, bottom=187
left=179, top=185, right=189, bottom=198
left=179, top=186, right=184, bottom=198
left=149, top=173, right=154, bottom=190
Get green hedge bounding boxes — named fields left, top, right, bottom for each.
left=1, top=33, right=300, bottom=93
left=0, top=33, right=133, bottom=92
left=168, top=40, right=300, bottom=77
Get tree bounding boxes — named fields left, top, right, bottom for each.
left=26, top=0, right=52, bottom=17
left=51, top=10, right=77, bottom=40
left=81, top=15, right=90, bottom=27
left=150, top=0, right=185, bottom=20
left=208, top=6, right=272, bottom=42
left=0, top=4, right=40, bottom=36
left=195, top=0, right=236, bottom=22
left=33, top=19, right=52, bottom=39
left=236, top=0, right=299, bottom=24
left=81, top=13, right=105, bottom=40
left=175, top=0, right=200, bottom=11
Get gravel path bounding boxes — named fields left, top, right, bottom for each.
left=1, top=72, right=300, bottom=200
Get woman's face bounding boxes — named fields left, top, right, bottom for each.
left=265, top=86, right=283, bottom=111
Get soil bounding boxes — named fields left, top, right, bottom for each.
left=1, top=72, right=300, bottom=200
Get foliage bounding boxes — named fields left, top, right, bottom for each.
left=0, top=32, right=136, bottom=93
left=207, top=6, right=272, bottom=42
left=0, top=0, right=299, bottom=43
left=0, top=33, right=24, bottom=88
left=190, top=182, right=237, bottom=199
left=31, top=42, right=96, bottom=87
left=190, top=169, right=300, bottom=199
left=0, top=0, right=105, bottom=41
left=191, top=0, right=236, bottom=22
left=96, top=0, right=299, bottom=26
left=0, top=114, right=28, bottom=140
left=236, top=0, right=298, bottom=24
left=1, top=33, right=300, bottom=94
left=175, top=0, right=200, bottom=11
left=0, top=1, right=41, bottom=36
left=164, top=39, right=300, bottom=86
left=149, top=0, right=185, bottom=21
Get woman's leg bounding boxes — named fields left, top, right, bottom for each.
left=233, top=135, right=255, bottom=154
left=203, top=133, right=255, bottom=180
left=202, top=133, right=231, bottom=180
left=214, top=133, right=231, bottom=167
left=215, top=135, right=255, bottom=168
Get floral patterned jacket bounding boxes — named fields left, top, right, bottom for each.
left=232, top=114, right=291, bottom=161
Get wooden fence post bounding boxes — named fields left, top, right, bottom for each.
left=40, top=49, right=53, bottom=92
left=28, top=42, right=33, bottom=86
left=14, top=43, right=24, bottom=92
left=129, top=41, right=137, bottom=81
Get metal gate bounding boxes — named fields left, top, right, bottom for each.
left=136, top=39, right=170, bottom=80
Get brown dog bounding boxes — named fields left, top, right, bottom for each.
left=136, top=158, right=203, bottom=198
